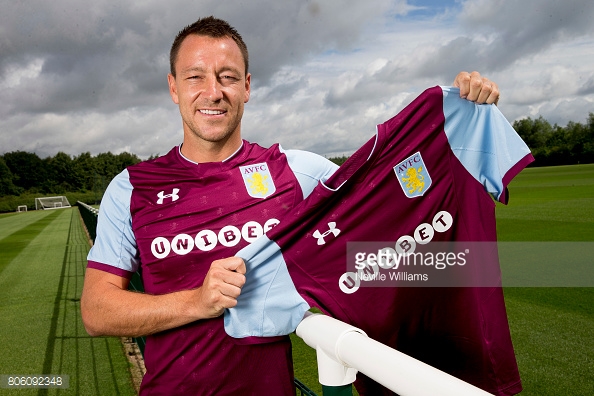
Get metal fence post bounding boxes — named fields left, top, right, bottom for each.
left=322, top=384, right=353, bottom=395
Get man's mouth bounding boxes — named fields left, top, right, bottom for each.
left=199, top=109, right=225, bottom=115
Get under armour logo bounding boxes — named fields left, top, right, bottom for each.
left=313, top=222, right=341, bottom=245
left=157, top=188, right=180, bottom=204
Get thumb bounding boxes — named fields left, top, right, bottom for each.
left=226, top=257, right=246, bottom=275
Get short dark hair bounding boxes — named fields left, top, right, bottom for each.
left=169, top=16, right=249, bottom=77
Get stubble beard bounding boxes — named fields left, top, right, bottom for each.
left=184, top=106, right=244, bottom=145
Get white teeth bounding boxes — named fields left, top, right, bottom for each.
left=200, top=109, right=224, bottom=115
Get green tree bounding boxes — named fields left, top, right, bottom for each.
left=565, top=113, right=594, bottom=164
left=42, top=152, right=78, bottom=193
left=513, top=116, right=552, bottom=149
left=115, top=152, right=142, bottom=170
left=0, top=157, right=22, bottom=196
left=96, top=152, right=140, bottom=180
left=90, top=152, right=141, bottom=200
left=73, top=152, right=98, bottom=191
left=512, top=115, right=594, bottom=166
left=586, top=113, right=594, bottom=161
left=328, top=155, right=349, bottom=166
left=2, top=151, right=46, bottom=191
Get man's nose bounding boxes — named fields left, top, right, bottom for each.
left=202, top=75, right=223, bottom=101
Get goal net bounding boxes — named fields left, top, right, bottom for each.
left=35, top=196, right=72, bottom=210
left=17, top=205, right=28, bottom=212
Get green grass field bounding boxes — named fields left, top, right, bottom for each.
left=0, top=163, right=592, bottom=395
left=0, top=209, right=136, bottom=395
left=495, top=164, right=594, bottom=395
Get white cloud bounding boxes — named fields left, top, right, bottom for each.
left=1, top=0, right=594, bottom=159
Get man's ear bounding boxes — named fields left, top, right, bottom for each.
left=244, top=73, right=251, bottom=104
left=168, top=73, right=179, bottom=104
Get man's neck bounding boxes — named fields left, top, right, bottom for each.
left=180, top=135, right=243, bottom=163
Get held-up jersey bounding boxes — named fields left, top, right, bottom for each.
left=87, top=142, right=337, bottom=395
left=225, top=86, right=533, bottom=395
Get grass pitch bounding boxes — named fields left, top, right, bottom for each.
left=0, top=209, right=136, bottom=395
left=495, top=164, right=594, bottom=395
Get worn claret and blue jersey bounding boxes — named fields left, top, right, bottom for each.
left=87, top=141, right=337, bottom=395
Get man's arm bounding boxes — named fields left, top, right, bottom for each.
left=453, top=71, right=500, bottom=105
left=80, top=257, right=246, bottom=337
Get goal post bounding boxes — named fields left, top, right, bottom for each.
left=17, top=205, right=28, bottom=212
left=35, top=196, right=72, bottom=210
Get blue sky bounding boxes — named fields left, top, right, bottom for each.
left=1, top=0, right=593, bottom=159
left=406, top=0, right=460, bottom=17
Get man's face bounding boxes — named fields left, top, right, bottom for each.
left=168, top=35, right=250, bottom=149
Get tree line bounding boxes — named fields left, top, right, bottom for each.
left=513, top=112, right=594, bottom=166
left=0, top=151, right=142, bottom=197
left=1, top=112, right=593, bottom=203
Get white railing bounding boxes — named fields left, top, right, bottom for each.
left=295, top=312, right=493, bottom=396
left=77, top=201, right=99, bottom=215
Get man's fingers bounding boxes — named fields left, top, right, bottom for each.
left=233, top=258, right=247, bottom=275
left=464, top=71, right=484, bottom=102
left=213, top=281, right=242, bottom=302
left=210, top=261, right=246, bottom=289
left=452, top=70, right=472, bottom=98
left=453, top=71, right=500, bottom=105
left=194, top=284, right=238, bottom=318
left=207, top=258, right=246, bottom=300
left=214, top=257, right=246, bottom=274
left=196, top=258, right=247, bottom=318
left=485, top=82, right=500, bottom=105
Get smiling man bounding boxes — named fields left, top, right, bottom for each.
left=81, top=16, right=501, bottom=395
left=168, top=33, right=251, bottom=163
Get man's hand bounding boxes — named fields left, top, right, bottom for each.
left=81, top=257, right=247, bottom=338
left=196, top=257, right=246, bottom=319
left=453, top=71, right=500, bottom=105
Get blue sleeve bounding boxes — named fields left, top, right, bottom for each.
left=280, top=147, right=339, bottom=198
left=441, top=86, right=533, bottom=203
left=87, top=169, right=140, bottom=274
left=225, top=235, right=309, bottom=338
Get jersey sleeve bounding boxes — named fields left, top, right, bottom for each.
left=441, top=86, right=534, bottom=204
left=225, top=235, right=310, bottom=338
left=87, top=169, right=139, bottom=278
left=280, top=147, right=339, bottom=198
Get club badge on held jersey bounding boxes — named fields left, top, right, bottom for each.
left=239, top=162, right=276, bottom=199
left=394, top=151, right=432, bottom=198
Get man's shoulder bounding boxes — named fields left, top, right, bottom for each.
left=277, top=146, right=339, bottom=198
left=129, top=147, right=179, bottom=170
left=126, top=147, right=188, bottom=185
left=280, top=147, right=338, bottom=175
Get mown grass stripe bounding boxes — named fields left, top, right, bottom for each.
left=32, top=208, right=136, bottom=396
left=38, top=209, right=73, bottom=396
left=497, top=164, right=594, bottom=395
left=0, top=210, right=58, bottom=240
left=0, top=210, right=62, bottom=276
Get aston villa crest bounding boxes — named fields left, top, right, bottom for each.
left=239, top=162, right=276, bottom=199
left=393, top=152, right=432, bottom=198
